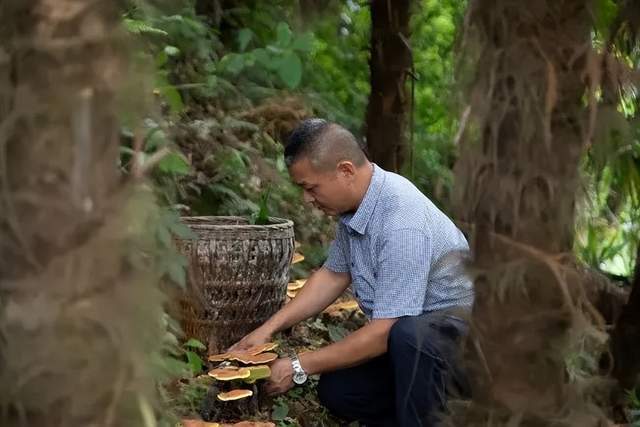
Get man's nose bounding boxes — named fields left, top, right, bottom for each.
left=303, top=190, right=314, bottom=204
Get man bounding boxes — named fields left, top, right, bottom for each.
left=230, top=118, right=474, bottom=426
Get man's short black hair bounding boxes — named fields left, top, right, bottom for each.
left=284, top=118, right=330, bottom=167
left=284, top=118, right=366, bottom=170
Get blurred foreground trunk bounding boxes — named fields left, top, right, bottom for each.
left=449, top=1, right=608, bottom=425
left=0, top=1, right=167, bottom=425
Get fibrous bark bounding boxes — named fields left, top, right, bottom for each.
left=0, top=1, right=167, bottom=425
left=448, top=0, right=608, bottom=425
left=365, top=0, right=412, bottom=172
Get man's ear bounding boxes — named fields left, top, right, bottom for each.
left=336, top=161, right=356, bottom=179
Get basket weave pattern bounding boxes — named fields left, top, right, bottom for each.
left=176, top=216, right=294, bottom=353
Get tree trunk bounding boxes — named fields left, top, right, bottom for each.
left=0, top=1, right=167, bottom=425
left=448, top=1, right=604, bottom=425
left=365, top=0, right=412, bottom=173
left=610, top=244, right=640, bottom=389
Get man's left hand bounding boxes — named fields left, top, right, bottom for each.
left=264, top=358, right=295, bottom=395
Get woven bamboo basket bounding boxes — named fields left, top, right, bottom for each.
left=175, top=216, right=295, bottom=353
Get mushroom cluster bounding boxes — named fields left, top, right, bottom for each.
left=207, top=343, right=279, bottom=403
left=286, top=279, right=306, bottom=299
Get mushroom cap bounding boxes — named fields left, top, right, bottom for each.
left=292, top=253, right=304, bottom=264
left=181, top=419, right=220, bottom=427
left=231, top=422, right=276, bottom=427
left=245, top=342, right=278, bottom=356
left=230, top=352, right=278, bottom=365
left=208, top=352, right=231, bottom=362
left=324, top=299, right=360, bottom=315
left=286, top=280, right=306, bottom=292
left=286, top=290, right=298, bottom=299
left=217, top=389, right=253, bottom=401
left=209, top=367, right=251, bottom=381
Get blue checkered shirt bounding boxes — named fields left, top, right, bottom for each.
left=323, top=164, right=474, bottom=319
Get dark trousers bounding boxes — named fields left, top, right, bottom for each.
left=317, top=312, right=468, bottom=427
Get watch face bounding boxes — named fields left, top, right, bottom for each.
left=293, top=372, right=307, bottom=385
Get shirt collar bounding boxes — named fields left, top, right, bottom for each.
left=340, top=164, right=385, bottom=235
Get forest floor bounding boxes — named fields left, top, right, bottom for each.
left=172, top=291, right=366, bottom=427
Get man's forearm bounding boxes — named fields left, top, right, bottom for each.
left=261, top=267, right=350, bottom=336
left=298, top=318, right=397, bottom=375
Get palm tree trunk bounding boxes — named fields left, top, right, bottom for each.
left=0, top=1, right=167, bottom=425
left=365, top=0, right=412, bottom=173
left=449, top=0, right=605, bottom=425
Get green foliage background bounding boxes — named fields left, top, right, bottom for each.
left=124, top=0, right=639, bottom=281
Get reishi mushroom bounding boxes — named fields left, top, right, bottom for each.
left=217, top=389, right=253, bottom=401
left=230, top=352, right=277, bottom=365
left=208, top=367, right=251, bottom=381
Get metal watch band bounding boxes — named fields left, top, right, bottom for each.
left=290, top=352, right=308, bottom=384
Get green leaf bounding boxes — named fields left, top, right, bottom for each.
left=327, top=324, right=347, bottom=342
left=185, top=350, right=204, bottom=374
left=158, top=85, right=184, bottom=115
left=253, top=48, right=275, bottom=70
left=184, top=338, right=207, bottom=350
left=154, top=51, right=168, bottom=68
left=251, top=187, right=272, bottom=225
left=123, top=18, right=168, bottom=36
left=221, top=53, right=245, bottom=75
left=156, top=224, right=172, bottom=247
left=594, top=0, right=618, bottom=37
left=206, top=75, right=218, bottom=89
left=238, top=28, right=253, bottom=52
left=276, top=22, right=292, bottom=47
left=167, top=261, right=186, bottom=288
left=144, top=127, right=167, bottom=151
left=158, top=152, right=190, bottom=175
left=170, top=221, right=197, bottom=240
left=271, top=399, right=289, bottom=421
left=277, top=52, right=302, bottom=89
left=164, top=45, right=180, bottom=56
left=292, top=32, right=315, bottom=52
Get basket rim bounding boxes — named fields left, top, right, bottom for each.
left=180, top=215, right=294, bottom=230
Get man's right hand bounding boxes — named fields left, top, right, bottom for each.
left=228, top=326, right=273, bottom=352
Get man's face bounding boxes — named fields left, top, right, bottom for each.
left=288, top=157, right=354, bottom=216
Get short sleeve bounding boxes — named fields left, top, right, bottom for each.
left=323, top=223, right=350, bottom=273
left=371, top=228, right=431, bottom=319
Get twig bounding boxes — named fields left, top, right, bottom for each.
left=135, top=147, right=171, bottom=178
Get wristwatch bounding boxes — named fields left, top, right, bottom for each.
left=290, top=352, right=308, bottom=385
